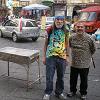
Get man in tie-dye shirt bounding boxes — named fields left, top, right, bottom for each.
left=43, top=16, right=69, bottom=100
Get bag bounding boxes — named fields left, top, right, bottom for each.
left=46, top=26, right=53, bottom=44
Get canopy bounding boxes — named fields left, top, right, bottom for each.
left=81, top=6, right=100, bottom=12
left=42, top=0, right=54, bottom=3
left=22, top=4, right=50, bottom=10
left=42, top=0, right=54, bottom=6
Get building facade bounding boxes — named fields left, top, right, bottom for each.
left=0, top=0, right=100, bottom=7
left=0, top=0, right=99, bottom=22
left=67, top=0, right=100, bottom=17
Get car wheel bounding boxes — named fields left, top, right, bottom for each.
left=12, top=33, right=18, bottom=42
left=32, top=37, right=38, bottom=42
left=0, top=30, right=3, bottom=38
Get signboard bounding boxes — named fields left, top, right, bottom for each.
left=6, top=0, right=13, bottom=9
left=13, top=1, right=20, bottom=7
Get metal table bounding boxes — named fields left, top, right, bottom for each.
left=0, top=47, right=40, bottom=91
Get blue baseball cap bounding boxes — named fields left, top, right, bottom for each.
left=55, top=16, right=65, bottom=20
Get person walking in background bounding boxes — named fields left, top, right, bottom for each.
left=42, top=16, right=70, bottom=100
left=67, top=23, right=96, bottom=100
left=7, top=10, right=15, bottom=20
left=4, top=10, right=15, bottom=23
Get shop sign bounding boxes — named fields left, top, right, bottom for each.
left=6, top=0, right=13, bottom=9
left=13, top=1, right=20, bottom=7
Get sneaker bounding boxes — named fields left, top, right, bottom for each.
left=81, top=95, right=87, bottom=100
left=43, top=94, right=50, bottom=100
left=67, top=92, right=76, bottom=97
left=55, top=93, right=67, bottom=100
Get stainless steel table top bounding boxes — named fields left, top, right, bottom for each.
left=0, top=47, right=40, bottom=65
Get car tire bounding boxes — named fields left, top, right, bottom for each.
left=12, top=33, right=18, bottom=42
left=0, top=30, right=3, bottom=38
left=32, top=37, right=38, bottom=42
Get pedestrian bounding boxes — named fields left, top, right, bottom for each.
left=42, top=16, right=70, bottom=100
left=67, top=23, right=96, bottom=100
left=7, top=10, right=15, bottom=20
left=3, top=10, right=15, bottom=23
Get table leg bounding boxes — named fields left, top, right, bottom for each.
left=8, top=61, right=9, bottom=76
left=37, top=57, right=41, bottom=83
left=26, top=64, right=29, bottom=91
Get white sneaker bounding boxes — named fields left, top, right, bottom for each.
left=43, top=94, right=50, bottom=100
left=59, top=93, right=67, bottom=100
left=55, top=93, right=67, bottom=100
left=81, top=95, right=87, bottom=100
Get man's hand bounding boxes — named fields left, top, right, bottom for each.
left=42, top=56, right=46, bottom=65
left=66, top=56, right=70, bottom=64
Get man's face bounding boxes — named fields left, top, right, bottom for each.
left=55, top=18, right=64, bottom=28
left=75, top=24, right=85, bottom=34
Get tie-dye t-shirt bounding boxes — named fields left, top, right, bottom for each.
left=46, top=29, right=68, bottom=59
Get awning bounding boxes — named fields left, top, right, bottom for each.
left=22, top=4, right=50, bottom=10
left=42, top=0, right=54, bottom=6
left=81, top=6, right=100, bottom=12
left=42, top=0, right=54, bottom=3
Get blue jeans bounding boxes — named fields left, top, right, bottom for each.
left=45, top=56, right=67, bottom=95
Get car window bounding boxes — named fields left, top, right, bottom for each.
left=5, top=21, right=18, bottom=27
left=25, top=21, right=37, bottom=27
left=87, top=12, right=96, bottom=21
left=31, top=21, right=38, bottom=27
left=5, top=21, right=11, bottom=26
left=10, top=22, right=18, bottom=27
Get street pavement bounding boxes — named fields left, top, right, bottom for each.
left=0, top=41, right=100, bottom=100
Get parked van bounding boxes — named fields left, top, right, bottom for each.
left=75, top=6, right=100, bottom=34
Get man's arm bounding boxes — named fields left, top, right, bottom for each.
left=42, top=34, right=48, bottom=65
left=43, top=36, right=48, bottom=57
left=89, top=37, right=96, bottom=55
left=65, top=33, right=71, bottom=63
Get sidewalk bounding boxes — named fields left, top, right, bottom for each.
left=0, top=44, right=100, bottom=100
